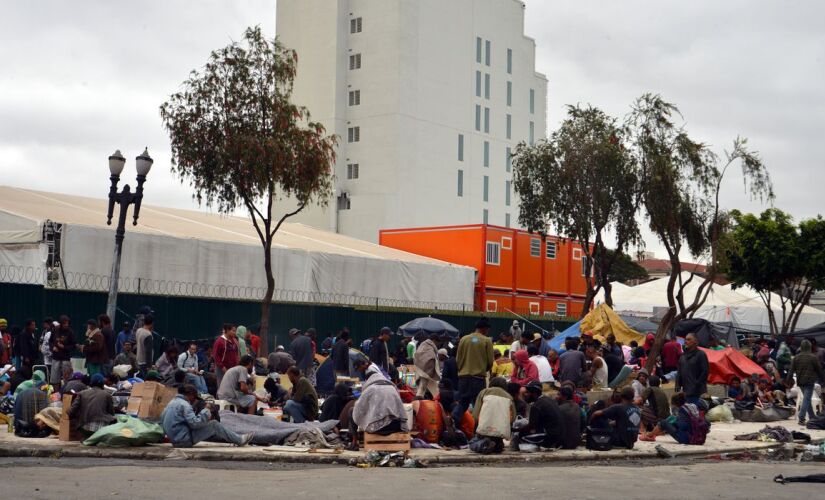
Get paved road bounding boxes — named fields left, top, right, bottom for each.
left=4, top=458, right=822, bottom=499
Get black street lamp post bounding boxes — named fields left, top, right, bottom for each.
left=105, top=148, right=153, bottom=322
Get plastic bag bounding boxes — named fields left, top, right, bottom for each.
left=83, top=415, right=164, bottom=447
left=706, top=404, right=734, bottom=423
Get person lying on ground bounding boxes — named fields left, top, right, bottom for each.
left=67, top=374, right=116, bottom=436
left=284, top=366, right=319, bottom=423
left=160, top=384, right=252, bottom=448
left=216, top=355, right=265, bottom=415
left=588, top=386, right=641, bottom=450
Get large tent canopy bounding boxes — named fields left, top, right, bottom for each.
left=0, top=186, right=475, bottom=309
left=596, top=275, right=825, bottom=333
left=548, top=304, right=646, bottom=351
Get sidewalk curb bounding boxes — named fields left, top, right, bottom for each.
left=2, top=438, right=819, bottom=466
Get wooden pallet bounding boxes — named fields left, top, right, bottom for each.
left=363, top=432, right=411, bottom=452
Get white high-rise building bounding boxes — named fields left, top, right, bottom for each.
left=276, top=0, right=547, bottom=242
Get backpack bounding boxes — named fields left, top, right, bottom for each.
left=686, top=405, right=710, bottom=445
left=586, top=426, right=613, bottom=451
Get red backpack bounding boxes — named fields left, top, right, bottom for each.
left=686, top=405, right=710, bottom=445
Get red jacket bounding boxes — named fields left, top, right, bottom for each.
left=510, top=350, right=539, bottom=386
left=662, top=339, right=683, bottom=369
left=213, top=335, right=239, bottom=370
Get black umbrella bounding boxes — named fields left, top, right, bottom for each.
left=398, top=317, right=460, bottom=339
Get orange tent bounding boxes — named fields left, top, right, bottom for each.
left=699, top=347, right=767, bottom=385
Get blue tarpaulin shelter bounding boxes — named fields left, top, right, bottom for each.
left=549, top=320, right=582, bottom=351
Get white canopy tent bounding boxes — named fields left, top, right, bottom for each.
left=0, top=186, right=475, bottom=309
left=596, top=274, right=825, bottom=333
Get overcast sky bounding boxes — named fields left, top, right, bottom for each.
left=1, top=0, right=822, bottom=259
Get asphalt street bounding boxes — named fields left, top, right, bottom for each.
left=3, top=457, right=823, bottom=499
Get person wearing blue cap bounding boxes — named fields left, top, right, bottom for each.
left=67, top=373, right=116, bottom=435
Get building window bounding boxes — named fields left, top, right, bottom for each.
left=501, top=236, right=512, bottom=250
left=505, top=180, right=511, bottom=206
left=346, top=163, right=359, bottom=180
left=458, top=134, right=464, bottom=161
left=529, top=302, right=540, bottom=315
left=506, top=114, right=512, bottom=139
left=507, top=48, right=513, bottom=74
left=572, top=248, right=583, bottom=260
left=484, top=73, right=490, bottom=99
left=483, top=175, right=489, bottom=202
left=506, top=81, right=512, bottom=107
left=530, top=238, right=540, bottom=257
left=457, top=170, right=464, bottom=197
left=486, top=242, right=500, bottom=265
left=530, top=88, right=535, bottom=114
left=483, top=141, right=490, bottom=167
left=483, top=208, right=489, bottom=224
left=475, top=71, right=481, bottom=97
left=485, top=39, right=491, bottom=66
left=546, top=241, right=557, bottom=259
left=476, top=37, right=482, bottom=63
left=348, top=90, right=360, bottom=106
left=484, top=107, right=490, bottom=133
left=475, top=105, right=481, bottom=131
left=506, top=147, right=512, bottom=172
left=529, top=121, right=535, bottom=145
left=486, top=300, right=498, bottom=312
left=556, top=302, right=568, bottom=317
left=349, top=53, right=361, bottom=70
left=505, top=213, right=511, bottom=228
left=347, top=126, right=360, bottom=143
left=350, top=17, right=362, bottom=34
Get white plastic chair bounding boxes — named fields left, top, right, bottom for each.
left=213, top=400, right=237, bottom=413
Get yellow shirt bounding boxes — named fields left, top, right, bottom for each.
left=492, top=360, right=514, bottom=377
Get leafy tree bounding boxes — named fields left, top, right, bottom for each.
left=603, top=249, right=649, bottom=284
left=160, top=27, right=337, bottom=353
left=627, top=94, right=773, bottom=371
left=512, top=105, right=640, bottom=317
left=727, top=209, right=825, bottom=334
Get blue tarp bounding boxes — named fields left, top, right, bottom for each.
left=549, top=320, right=582, bottom=351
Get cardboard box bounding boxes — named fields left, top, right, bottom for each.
left=59, top=394, right=83, bottom=442
left=126, top=382, right=177, bottom=419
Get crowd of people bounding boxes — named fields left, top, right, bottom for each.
left=1, top=311, right=823, bottom=452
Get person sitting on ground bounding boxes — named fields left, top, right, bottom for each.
left=156, top=346, right=180, bottom=384
left=558, top=338, right=587, bottom=385
left=144, top=370, right=161, bottom=382
left=267, top=345, right=296, bottom=375
left=588, top=386, right=642, bottom=449
left=13, top=380, right=51, bottom=437
left=516, top=380, right=566, bottom=449
left=320, top=382, right=354, bottom=423
left=3, top=365, right=29, bottom=395
left=638, top=375, right=670, bottom=434
left=547, top=349, right=561, bottom=380
left=352, top=369, right=409, bottom=438
left=586, top=345, right=608, bottom=390
left=507, top=381, right=528, bottom=418
left=14, top=369, right=47, bottom=398
left=263, top=371, right=289, bottom=407
left=177, top=343, right=209, bottom=395
left=169, top=370, right=187, bottom=390
left=755, top=377, right=778, bottom=405
left=160, top=384, right=252, bottom=448
left=216, top=355, right=265, bottom=415
left=640, top=392, right=707, bottom=444
left=632, top=368, right=650, bottom=401
left=557, top=386, right=584, bottom=449
left=113, top=341, right=139, bottom=377
left=472, top=376, right=515, bottom=453
left=528, top=345, right=555, bottom=385
left=284, top=366, right=319, bottom=423
left=67, top=374, right=116, bottom=435
left=727, top=375, right=748, bottom=401
left=492, top=349, right=515, bottom=378
left=60, top=372, right=89, bottom=396
left=510, top=350, right=539, bottom=386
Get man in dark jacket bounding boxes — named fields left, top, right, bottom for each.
left=18, top=320, right=39, bottom=369
left=68, top=374, right=116, bottom=435
left=518, top=380, right=566, bottom=449
left=289, top=330, right=315, bottom=386
left=369, top=327, right=391, bottom=373
left=332, top=331, right=351, bottom=377
left=787, top=339, right=825, bottom=425
left=99, top=314, right=117, bottom=377
left=557, top=386, right=584, bottom=449
left=675, top=333, right=709, bottom=406
left=49, top=315, right=76, bottom=389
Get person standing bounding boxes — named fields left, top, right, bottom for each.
left=39, top=318, right=56, bottom=373
left=787, top=339, right=824, bottom=426
left=332, top=330, right=351, bottom=378
left=135, top=316, right=155, bottom=377
left=246, top=328, right=261, bottom=358
left=115, top=322, right=133, bottom=354
left=98, top=315, right=116, bottom=377
left=18, top=319, right=39, bottom=369
left=675, top=333, right=709, bottom=407
left=452, top=318, right=495, bottom=422
left=49, top=315, right=76, bottom=389
left=289, top=329, right=316, bottom=386
left=413, top=333, right=441, bottom=398
left=661, top=334, right=683, bottom=375
left=212, top=323, right=239, bottom=386
left=81, top=319, right=107, bottom=377
left=369, top=327, right=392, bottom=374
left=0, top=319, right=10, bottom=366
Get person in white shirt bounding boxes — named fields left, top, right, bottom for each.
left=510, top=331, right=531, bottom=357
left=178, top=342, right=209, bottom=394
left=527, top=345, right=555, bottom=384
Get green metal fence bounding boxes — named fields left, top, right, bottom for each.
left=0, top=282, right=574, bottom=351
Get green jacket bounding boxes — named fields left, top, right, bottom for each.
left=789, top=352, right=825, bottom=387
left=457, top=332, right=494, bottom=378
left=291, top=377, right=319, bottom=419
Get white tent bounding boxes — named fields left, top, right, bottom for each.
left=599, top=274, right=825, bottom=333
left=0, top=186, right=475, bottom=309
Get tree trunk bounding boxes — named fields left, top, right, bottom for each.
left=603, top=280, right=614, bottom=308
left=580, top=283, right=596, bottom=319
left=259, top=238, right=275, bottom=356
left=645, top=306, right=675, bottom=373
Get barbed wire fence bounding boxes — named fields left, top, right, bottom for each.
left=0, top=264, right=471, bottom=312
